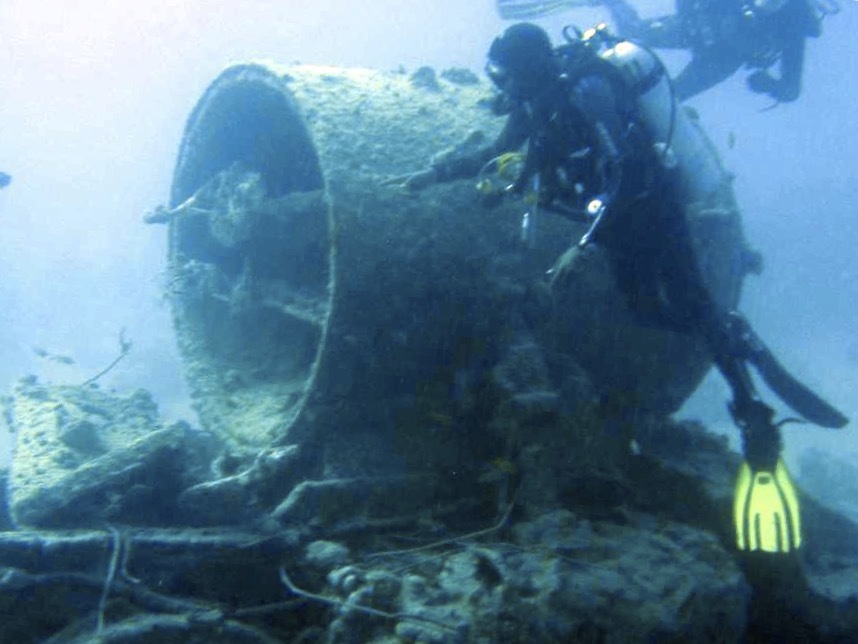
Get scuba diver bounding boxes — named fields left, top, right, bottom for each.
left=495, top=0, right=831, bottom=102
left=0, top=172, right=10, bottom=189
left=390, top=22, right=848, bottom=553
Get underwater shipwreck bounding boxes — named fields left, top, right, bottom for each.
left=1, top=62, right=857, bottom=642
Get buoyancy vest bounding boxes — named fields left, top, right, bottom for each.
left=552, top=26, right=729, bottom=215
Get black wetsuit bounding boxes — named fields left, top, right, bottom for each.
left=432, top=46, right=846, bottom=443
left=435, top=58, right=724, bottom=343
left=604, top=0, right=822, bottom=101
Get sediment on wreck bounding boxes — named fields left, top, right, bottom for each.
left=166, top=63, right=580, bottom=484
left=164, top=62, right=750, bottom=489
left=1, top=58, right=855, bottom=644
left=4, top=385, right=858, bottom=643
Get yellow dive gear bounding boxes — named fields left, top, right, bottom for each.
left=734, top=458, right=801, bottom=553
left=476, top=152, right=527, bottom=196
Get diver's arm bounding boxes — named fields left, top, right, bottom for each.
left=432, top=108, right=529, bottom=183
left=394, top=139, right=502, bottom=191
left=430, top=144, right=498, bottom=183
left=384, top=108, right=529, bottom=192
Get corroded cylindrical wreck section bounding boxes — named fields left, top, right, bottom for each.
left=166, top=62, right=748, bottom=485
left=167, top=63, right=579, bottom=479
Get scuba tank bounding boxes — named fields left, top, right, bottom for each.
left=585, top=24, right=728, bottom=204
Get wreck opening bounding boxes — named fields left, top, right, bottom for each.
left=171, top=64, right=324, bottom=207
left=168, top=64, right=332, bottom=446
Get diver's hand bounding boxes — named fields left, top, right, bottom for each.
left=747, top=71, right=777, bottom=96
left=380, top=167, right=437, bottom=192
left=747, top=71, right=798, bottom=103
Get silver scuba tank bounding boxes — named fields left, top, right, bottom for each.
left=595, top=33, right=728, bottom=204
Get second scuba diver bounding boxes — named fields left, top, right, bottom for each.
left=495, top=0, right=830, bottom=103
left=598, top=0, right=825, bottom=102
left=390, top=22, right=848, bottom=553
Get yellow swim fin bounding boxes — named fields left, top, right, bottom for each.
left=734, top=459, right=801, bottom=553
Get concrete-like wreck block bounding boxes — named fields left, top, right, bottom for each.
left=6, top=378, right=215, bottom=528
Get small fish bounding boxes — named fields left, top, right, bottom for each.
left=478, top=457, right=519, bottom=484
left=496, top=0, right=590, bottom=20
left=31, top=346, right=76, bottom=365
left=491, top=457, right=518, bottom=476
left=428, top=411, right=453, bottom=427
left=0, top=172, right=10, bottom=189
left=727, top=131, right=736, bottom=149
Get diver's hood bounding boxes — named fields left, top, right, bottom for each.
left=487, top=22, right=557, bottom=100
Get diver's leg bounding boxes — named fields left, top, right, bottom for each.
left=627, top=195, right=717, bottom=333
left=602, top=0, right=690, bottom=48
left=713, top=353, right=782, bottom=469
left=672, top=48, right=742, bottom=100
left=635, top=204, right=785, bottom=456
left=599, top=193, right=711, bottom=333
left=774, top=34, right=805, bottom=102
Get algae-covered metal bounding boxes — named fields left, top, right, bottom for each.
left=164, top=62, right=748, bottom=479
left=167, top=63, right=576, bottom=464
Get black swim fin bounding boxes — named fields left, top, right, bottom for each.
left=746, top=338, right=848, bottom=429
left=729, top=314, right=848, bottom=429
